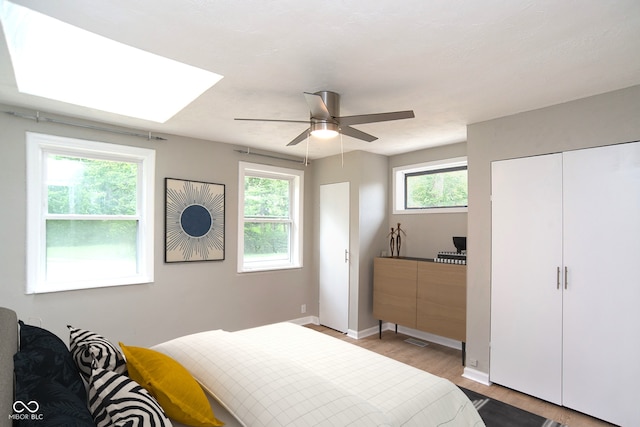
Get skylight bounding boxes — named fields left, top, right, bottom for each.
left=0, top=0, right=223, bottom=123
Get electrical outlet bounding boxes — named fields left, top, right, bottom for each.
left=301, top=304, right=306, bottom=314
left=469, top=358, right=478, bottom=367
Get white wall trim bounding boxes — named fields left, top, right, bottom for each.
left=293, top=317, right=493, bottom=385
left=289, top=315, right=319, bottom=326
left=347, top=324, right=380, bottom=339
left=293, top=319, right=465, bottom=349
left=395, top=324, right=462, bottom=350
left=392, top=156, right=468, bottom=214
left=462, top=367, right=491, bottom=385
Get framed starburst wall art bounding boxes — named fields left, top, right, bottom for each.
left=165, top=178, right=225, bottom=262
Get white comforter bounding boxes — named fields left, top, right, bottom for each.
left=153, top=322, right=484, bottom=427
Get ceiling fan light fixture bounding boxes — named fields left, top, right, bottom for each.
left=310, top=121, right=339, bottom=139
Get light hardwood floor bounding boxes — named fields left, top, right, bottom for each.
left=306, top=325, right=615, bottom=427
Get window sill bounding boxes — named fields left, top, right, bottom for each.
left=238, top=265, right=303, bottom=274
left=393, top=207, right=468, bottom=215
left=27, top=277, right=154, bottom=294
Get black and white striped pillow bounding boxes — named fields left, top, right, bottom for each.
left=68, top=326, right=127, bottom=381
left=89, top=367, right=172, bottom=427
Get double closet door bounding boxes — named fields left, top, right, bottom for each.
left=490, top=142, right=640, bottom=426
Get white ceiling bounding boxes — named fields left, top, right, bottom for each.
left=1, top=0, right=639, bottom=159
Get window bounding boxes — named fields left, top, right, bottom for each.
left=393, top=157, right=467, bottom=214
left=238, top=162, right=303, bottom=272
left=26, top=132, right=155, bottom=293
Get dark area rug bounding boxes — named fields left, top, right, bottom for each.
left=460, top=387, right=567, bottom=427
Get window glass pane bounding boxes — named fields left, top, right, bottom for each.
left=238, top=161, right=303, bottom=273
left=244, top=176, right=290, bottom=219
left=47, top=155, right=138, bottom=215
left=406, top=168, right=468, bottom=208
left=46, top=219, right=138, bottom=282
left=243, top=222, right=290, bottom=261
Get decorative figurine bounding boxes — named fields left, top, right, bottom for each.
left=387, top=227, right=396, bottom=257
left=395, top=223, right=406, bottom=257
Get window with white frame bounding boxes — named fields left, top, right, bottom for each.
left=238, top=162, right=303, bottom=272
left=393, top=157, right=468, bottom=214
left=26, top=132, right=155, bottom=293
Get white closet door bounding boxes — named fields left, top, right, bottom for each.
left=319, top=182, right=350, bottom=333
left=490, top=154, right=564, bottom=404
left=562, top=142, right=640, bottom=426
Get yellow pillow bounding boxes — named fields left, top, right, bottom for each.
left=119, top=343, right=224, bottom=427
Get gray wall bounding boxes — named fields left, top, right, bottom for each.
left=388, top=142, right=468, bottom=259
left=312, top=146, right=471, bottom=335
left=312, top=151, right=389, bottom=333
left=466, top=84, right=640, bottom=376
left=7, top=83, right=634, bottom=376
left=0, top=104, right=467, bottom=347
left=0, top=104, right=315, bottom=347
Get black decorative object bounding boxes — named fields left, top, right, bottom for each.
left=453, top=236, right=467, bottom=253
left=165, top=178, right=225, bottom=262
left=386, top=224, right=406, bottom=257
left=395, top=223, right=406, bottom=257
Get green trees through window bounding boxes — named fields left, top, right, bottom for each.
left=405, top=167, right=468, bottom=209
left=47, top=155, right=138, bottom=250
left=238, top=161, right=303, bottom=272
left=243, top=176, right=291, bottom=259
left=45, top=154, right=140, bottom=283
left=27, top=132, right=155, bottom=293
left=48, top=156, right=137, bottom=215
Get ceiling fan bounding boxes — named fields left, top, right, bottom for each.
left=235, top=91, right=415, bottom=146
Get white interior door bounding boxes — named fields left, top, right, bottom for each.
left=562, top=142, right=640, bottom=426
left=490, top=154, right=564, bottom=404
left=319, top=182, right=350, bottom=333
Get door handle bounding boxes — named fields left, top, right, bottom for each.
left=564, top=266, right=568, bottom=290
left=557, top=267, right=560, bottom=289
left=345, top=249, right=349, bottom=263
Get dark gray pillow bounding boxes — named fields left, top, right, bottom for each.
left=14, top=321, right=93, bottom=426
left=16, top=321, right=86, bottom=401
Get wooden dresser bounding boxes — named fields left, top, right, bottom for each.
left=373, top=257, right=467, bottom=360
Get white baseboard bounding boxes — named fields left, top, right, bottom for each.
left=347, top=324, right=380, bottom=339
left=394, top=324, right=463, bottom=350
left=462, top=367, right=491, bottom=386
left=290, top=318, right=378, bottom=339
left=291, top=317, right=492, bottom=386
left=350, top=323, right=462, bottom=348
left=289, top=315, right=319, bottom=325
left=294, top=320, right=463, bottom=349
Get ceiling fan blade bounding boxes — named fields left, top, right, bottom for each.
left=338, top=110, right=415, bottom=126
left=286, top=127, right=311, bottom=146
left=303, top=92, right=331, bottom=119
left=340, top=125, right=378, bottom=142
left=235, top=118, right=309, bottom=124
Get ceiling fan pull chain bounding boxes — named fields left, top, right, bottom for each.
left=340, top=130, right=344, bottom=168
left=305, top=131, right=310, bottom=166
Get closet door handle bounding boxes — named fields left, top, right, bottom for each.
left=564, top=266, right=568, bottom=289
left=557, top=267, right=561, bottom=289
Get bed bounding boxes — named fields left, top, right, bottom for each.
left=1, top=306, right=484, bottom=426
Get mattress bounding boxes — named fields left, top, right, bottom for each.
left=153, top=322, right=484, bottom=427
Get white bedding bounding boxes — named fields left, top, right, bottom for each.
left=153, top=322, right=484, bottom=427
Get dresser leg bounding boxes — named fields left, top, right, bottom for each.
left=462, top=342, right=466, bottom=366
